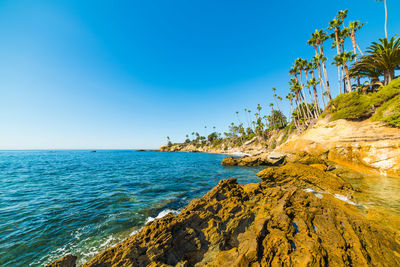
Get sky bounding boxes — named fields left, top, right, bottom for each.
left=0, top=0, right=399, bottom=149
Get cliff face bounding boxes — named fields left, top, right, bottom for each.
left=277, top=118, right=400, bottom=177
left=62, top=162, right=400, bottom=267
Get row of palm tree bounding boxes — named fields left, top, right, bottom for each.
left=283, top=2, right=397, bottom=131
left=166, top=1, right=394, bottom=146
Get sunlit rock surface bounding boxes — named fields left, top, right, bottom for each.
left=58, top=163, right=400, bottom=267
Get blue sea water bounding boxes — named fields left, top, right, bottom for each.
left=0, top=150, right=262, bottom=266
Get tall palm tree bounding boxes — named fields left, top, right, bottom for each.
left=307, top=78, right=321, bottom=116
left=337, top=9, right=348, bottom=29
left=290, top=79, right=308, bottom=124
left=272, top=88, right=281, bottom=112
left=294, top=58, right=314, bottom=119
left=244, top=108, right=250, bottom=129
left=334, top=51, right=356, bottom=92
left=312, top=56, right=326, bottom=108
left=348, top=21, right=366, bottom=58
left=269, top=103, right=275, bottom=128
left=286, top=93, right=298, bottom=129
left=376, top=0, right=388, bottom=38
left=329, top=18, right=343, bottom=94
left=314, top=30, right=332, bottom=99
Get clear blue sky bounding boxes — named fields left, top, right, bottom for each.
left=0, top=0, right=399, bottom=149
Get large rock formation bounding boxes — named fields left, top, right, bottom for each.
left=54, top=163, right=400, bottom=267
left=278, top=118, right=400, bottom=177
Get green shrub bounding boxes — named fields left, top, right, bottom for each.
left=328, top=92, right=372, bottom=120
left=371, top=94, right=400, bottom=127
left=326, top=78, right=400, bottom=121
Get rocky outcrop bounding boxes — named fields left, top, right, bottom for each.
left=58, top=163, right=400, bottom=267
left=278, top=118, right=400, bottom=177
left=46, top=255, right=77, bottom=267
left=221, top=152, right=285, bottom=167
left=159, top=134, right=286, bottom=156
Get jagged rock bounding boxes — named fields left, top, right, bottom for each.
left=46, top=254, right=77, bottom=267
left=237, top=155, right=261, bottom=166
left=221, top=157, right=239, bottom=166
left=286, top=151, right=328, bottom=165
left=257, top=163, right=354, bottom=194
left=221, top=152, right=285, bottom=167
left=64, top=164, right=400, bottom=267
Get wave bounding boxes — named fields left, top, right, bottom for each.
left=145, top=209, right=180, bottom=224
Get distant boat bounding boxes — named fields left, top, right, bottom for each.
left=90, top=150, right=97, bottom=153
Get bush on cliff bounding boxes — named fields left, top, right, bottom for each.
left=371, top=93, right=400, bottom=127
left=325, top=78, right=400, bottom=122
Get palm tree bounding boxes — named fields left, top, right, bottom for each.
left=286, top=92, right=299, bottom=129
left=376, top=0, right=388, bottom=38
left=294, top=58, right=314, bottom=119
left=244, top=108, right=250, bottom=129
left=334, top=51, right=356, bottom=92
left=329, top=18, right=343, bottom=94
left=314, top=30, right=332, bottom=99
left=307, top=78, right=321, bottom=116
left=312, top=56, right=326, bottom=108
left=235, top=111, right=241, bottom=125
left=337, top=10, right=348, bottom=29
left=290, top=79, right=308, bottom=124
left=348, top=21, right=366, bottom=57
left=352, top=36, right=400, bottom=85
left=272, top=88, right=281, bottom=112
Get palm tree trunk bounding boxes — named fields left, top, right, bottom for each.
left=342, top=66, right=346, bottom=93
left=319, top=44, right=332, bottom=100
left=296, top=92, right=307, bottom=124
left=384, top=0, right=388, bottom=38
left=299, top=71, right=313, bottom=121
left=334, top=28, right=342, bottom=94
left=351, top=32, right=358, bottom=60
left=343, top=62, right=352, bottom=92
left=338, top=65, right=342, bottom=94
left=311, top=71, right=321, bottom=115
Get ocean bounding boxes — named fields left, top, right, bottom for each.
left=0, top=150, right=262, bottom=266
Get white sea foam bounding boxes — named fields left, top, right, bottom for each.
left=145, top=209, right=179, bottom=224
left=334, top=194, right=358, bottom=206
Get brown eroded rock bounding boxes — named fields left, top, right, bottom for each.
left=257, top=163, right=355, bottom=194
left=80, top=165, right=400, bottom=267
left=46, top=254, right=77, bottom=267
left=221, top=152, right=286, bottom=167
left=221, top=156, right=239, bottom=166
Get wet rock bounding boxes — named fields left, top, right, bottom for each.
left=70, top=164, right=400, bottom=267
left=46, top=254, right=77, bottom=267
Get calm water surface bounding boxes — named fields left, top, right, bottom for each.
left=0, top=150, right=262, bottom=266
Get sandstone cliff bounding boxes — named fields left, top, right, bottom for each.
left=277, top=118, right=400, bottom=177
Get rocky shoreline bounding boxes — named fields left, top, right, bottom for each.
left=49, top=153, right=400, bottom=266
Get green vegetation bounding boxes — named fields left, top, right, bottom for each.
left=324, top=78, right=400, bottom=122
